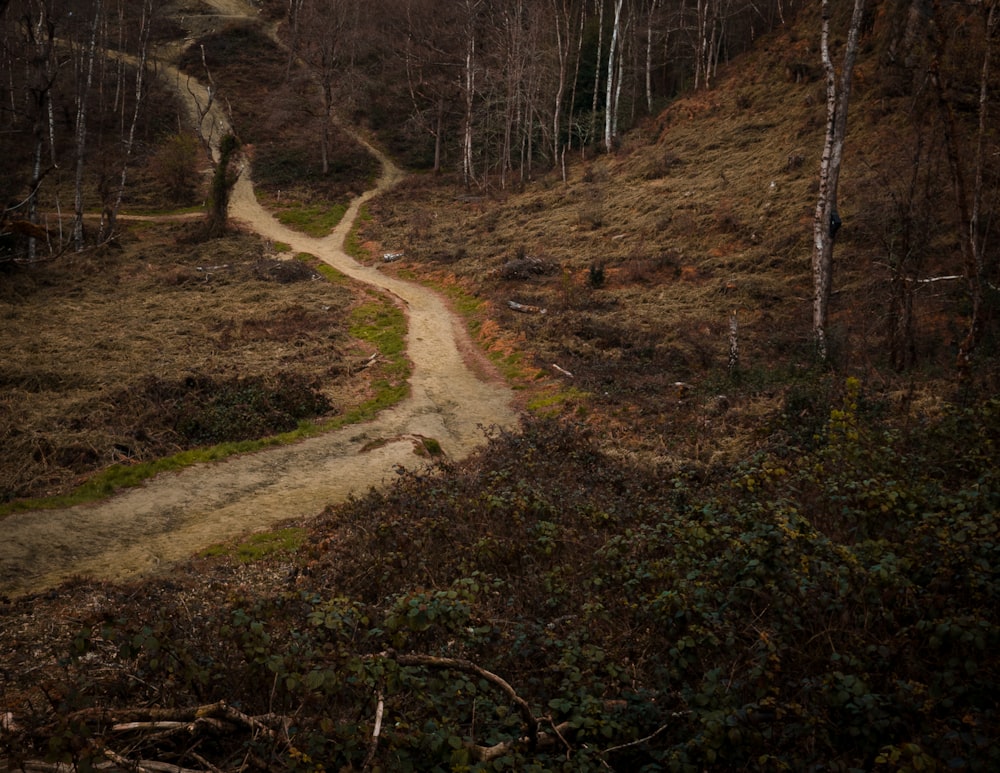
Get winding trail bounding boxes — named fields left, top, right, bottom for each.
left=0, top=0, right=517, bottom=598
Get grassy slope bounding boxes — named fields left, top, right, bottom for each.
left=361, top=3, right=997, bottom=471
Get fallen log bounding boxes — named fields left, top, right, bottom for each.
left=508, top=300, right=547, bottom=314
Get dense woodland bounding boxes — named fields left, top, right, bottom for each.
left=2, top=0, right=1000, bottom=771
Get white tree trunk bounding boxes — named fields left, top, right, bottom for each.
left=603, top=0, right=623, bottom=152
left=812, top=0, right=866, bottom=360
left=943, top=1, right=997, bottom=377
left=107, top=0, right=153, bottom=242
left=462, top=32, right=475, bottom=188
left=589, top=0, right=605, bottom=152
left=611, top=11, right=626, bottom=142
left=695, top=0, right=708, bottom=89
left=26, top=4, right=56, bottom=262
left=645, top=0, right=660, bottom=113
left=551, top=0, right=568, bottom=167
left=566, top=0, right=586, bottom=161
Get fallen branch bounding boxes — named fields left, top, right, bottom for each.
left=43, top=701, right=289, bottom=763
left=361, top=690, right=385, bottom=769
left=599, top=721, right=672, bottom=756
left=388, top=653, right=538, bottom=739
left=365, top=650, right=546, bottom=756
left=103, top=749, right=206, bottom=773
left=915, top=274, right=962, bottom=283
left=508, top=300, right=547, bottom=314
left=468, top=720, right=573, bottom=762
left=552, top=363, right=573, bottom=378
left=111, top=721, right=189, bottom=733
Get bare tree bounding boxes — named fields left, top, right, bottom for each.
left=693, top=0, right=716, bottom=89
left=72, top=0, right=103, bottom=251
left=643, top=0, right=662, bottom=113
left=397, top=0, right=463, bottom=173
left=296, top=0, right=364, bottom=175
left=460, top=0, right=484, bottom=188
left=603, top=0, right=623, bottom=152
left=812, top=0, right=866, bottom=361
left=102, top=0, right=153, bottom=243
left=932, top=0, right=998, bottom=382
left=284, top=0, right=304, bottom=78
left=550, top=0, right=586, bottom=178
left=589, top=0, right=605, bottom=151
left=22, top=0, right=59, bottom=261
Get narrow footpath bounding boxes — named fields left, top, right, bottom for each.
left=0, top=1, right=518, bottom=598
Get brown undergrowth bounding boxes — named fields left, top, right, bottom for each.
left=0, top=224, right=373, bottom=504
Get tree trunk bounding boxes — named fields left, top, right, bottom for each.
left=645, top=0, right=660, bottom=113
left=812, top=0, right=866, bottom=361
left=106, top=0, right=153, bottom=244
left=321, top=75, right=332, bottom=175
left=951, top=0, right=997, bottom=380
left=434, top=96, right=444, bottom=174
left=603, top=0, right=623, bottom=153
left=589, top=0, right=605, bottom=154
left=551, top=0, right=568, bottom=168
left=566, top=0, right=586, bottom=161
left=206, top=134, right=240, bottom=239
left=25, top=3, right=56, bottom=262
left=462, top=10, right=476, bottom=188
left=695, top=0, right=709, bottom=89
left=73, top=0, right=103, bottom=252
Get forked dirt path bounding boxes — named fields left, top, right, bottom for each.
left=0, top=1, right=518, bottom=598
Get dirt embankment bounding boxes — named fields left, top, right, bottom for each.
left=0, top=0, right=518, bottom=599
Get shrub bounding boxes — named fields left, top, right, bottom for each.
left=6, top=395, right=999, bottom=771
left=148, top=132, right=201, bottom=204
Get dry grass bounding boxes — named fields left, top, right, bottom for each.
left=358, top=12, right=998, bottom=467
left=0, top=224, right=375, bottom=503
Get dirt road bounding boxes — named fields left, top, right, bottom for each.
left=0, top=2, right=517, bottom=598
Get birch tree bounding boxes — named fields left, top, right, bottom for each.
left=589, top=0, right=605, bottom=151
left=460, top=0, right=484, bottom=188
left=643, top=0, right=661, bottom=113
left=72, top=0, right=103, bottom=251
left=932, top=0, right=998, bottom=381
left=23, top=0, right=58, bottom=261
left=693, top=0, right=716, bottom=89
left=497, top=0, right=528, bottom=187
left=550, top=0, right=575, bottom=172
left=812, top=0, right=866, bottom=361
left=103, top=0, right=153, bottom=243
left=603, top=0, right=623, bottom=152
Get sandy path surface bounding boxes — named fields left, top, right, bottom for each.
left=0, top=1, right=518, bottom=598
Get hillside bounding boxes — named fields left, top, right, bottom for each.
left=1, top=0, right=999, bottom=771
left=359, top=3, right=1000, bottom=466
